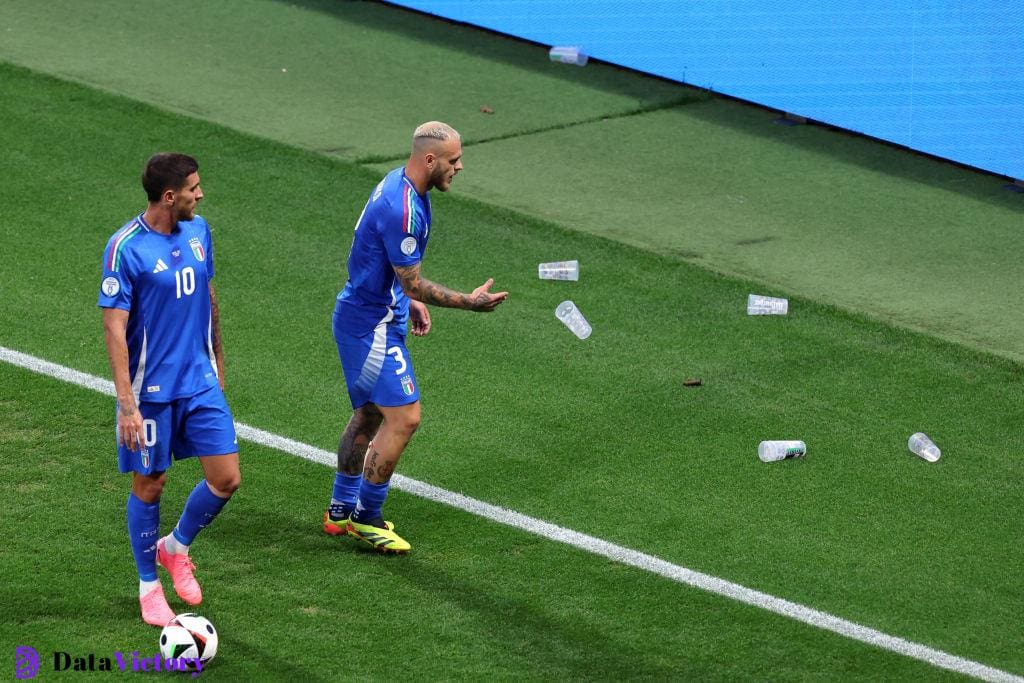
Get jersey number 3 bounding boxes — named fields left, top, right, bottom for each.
left=387, top=346, right=407, bottom=374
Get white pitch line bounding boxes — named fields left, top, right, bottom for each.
left=2, top=345, right=1021, bottom=683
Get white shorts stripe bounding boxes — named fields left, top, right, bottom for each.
left=354, top=321, right=387, bottom=393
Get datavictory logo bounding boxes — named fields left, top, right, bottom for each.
left=13, top=645, right=203, bottom=678
left=15, top=646, right=39, bottom=679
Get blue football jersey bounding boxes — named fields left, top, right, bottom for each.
left=98, top=213, right=219, bottom=402
left=335, top=167, right=431, bottom=336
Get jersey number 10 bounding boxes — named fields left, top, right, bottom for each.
left=175, top=267, right=196, bottom=299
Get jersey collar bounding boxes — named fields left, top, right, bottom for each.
left=401, top=169, right=425, bottom=197
left=136, top=212, right=182, bottom=234
left=136, top=213, right=153, bottom=232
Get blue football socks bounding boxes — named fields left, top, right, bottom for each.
left=172, top=480, right=229, bottom=546
left=352, top=479, right=391, bottom=523
left=329, top=472, right=362, bottom=519
left=126, top=493, right=160, bottom=581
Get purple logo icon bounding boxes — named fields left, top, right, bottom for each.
left=15, top=646, right=39, bottom=679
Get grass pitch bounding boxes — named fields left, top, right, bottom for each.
left=3, top=0, right=1022, bottom=366
left=1, top=62, right=1022, bottom=679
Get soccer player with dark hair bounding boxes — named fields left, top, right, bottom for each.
left=324, top=121, right=507, bottom=553
left=98, top=153, right=241, bottom=626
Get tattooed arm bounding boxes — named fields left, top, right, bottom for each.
left=393, top=263, right=507, bottom=312
left=102, top=307, right=144, bottom=451
left=209, top=282, right=226, bottom=388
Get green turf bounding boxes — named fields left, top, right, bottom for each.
left=0, top=0, right=689, bottom=162
left=1, top=63, right=1022, bottom=679
left=2, top=0, right=1021, bottom=367
left=395, top=101, right=1024, bottom=364
left=0, top=366, right=970, bottom=682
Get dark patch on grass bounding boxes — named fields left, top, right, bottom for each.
left=735, top=236, right=776, bottom=246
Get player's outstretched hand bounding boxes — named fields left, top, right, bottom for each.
left=470, top=278, right=508, bottom=312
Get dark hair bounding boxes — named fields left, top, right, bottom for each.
left=141, top=153, right=199, bottom=202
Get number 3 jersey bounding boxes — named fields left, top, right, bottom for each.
left=97, top=213, right=219, bottom=402
left=335, top=167, right=431, bottom=337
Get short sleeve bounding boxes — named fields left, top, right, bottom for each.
left=97, top=236, right=135, bottom=311
left=382, top=185, right=425, bottom=267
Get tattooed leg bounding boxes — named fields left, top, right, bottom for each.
left=338, top=404, right=383, bottom=475
left=362, top=402, right=421, bottom=484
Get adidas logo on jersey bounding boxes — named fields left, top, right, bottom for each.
left=152, top=259, right=169, bottom=273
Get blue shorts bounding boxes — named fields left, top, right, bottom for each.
left=117, top=385, right=238, bottom=475
left=334, top=316, right=420, bottom=410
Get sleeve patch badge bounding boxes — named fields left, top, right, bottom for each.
left=101, top=276, right=120, bottom=297
left=400, top=236, right=417, bottom=256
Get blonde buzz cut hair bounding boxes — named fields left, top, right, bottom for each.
left=413, top=121, right=460, bottom=153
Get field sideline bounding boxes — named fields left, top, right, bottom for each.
left=3, top=345, right=1022, bottom=682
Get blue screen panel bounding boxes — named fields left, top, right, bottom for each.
left=387, top=1, right=1024, bottom=179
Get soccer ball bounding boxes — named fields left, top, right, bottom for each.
left=159, top=613, right=218, bottom=667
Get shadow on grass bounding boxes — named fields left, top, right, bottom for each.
left=667, top=95, right=1024, bottom=214
left=226, top=634, right=329, bottom=681
left=210, top=506, right=689, bottom=678
left=277, top=0, right=703, bottom=105
left=283, top=2, right=1023, bottom=213
left=381, top=560, right=694, bottom=680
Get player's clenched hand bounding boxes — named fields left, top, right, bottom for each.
left=117, top=403, right=144, bottom=451
left=469, top=278, right=508, bottom=312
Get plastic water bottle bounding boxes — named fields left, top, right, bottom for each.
left=758, top=440, right=806, bottom=462
left=747, top=294, right=788, bottom=315
left=549, top=46, right=588, bottom=66
left=538, top=260, right=579, bottom=281
left=908, top=433, right=940, bottom=462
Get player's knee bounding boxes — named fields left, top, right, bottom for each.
left=352, top=406, right=383, bottom=436
left=380, top=402, right=420, bottom=439
left=133, top=472, right=167, bottom=502
left=398, top=409, right=421, bottom=437
left=208, top=471, right=241, bottom=496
